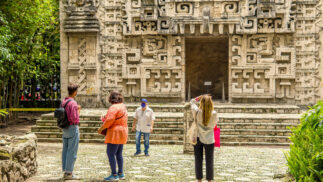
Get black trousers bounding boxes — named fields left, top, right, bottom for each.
left=194, top=138, right=214, bottom=180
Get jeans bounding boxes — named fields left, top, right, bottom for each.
left=62, top=125, right=80, bottom=173
left=107, top=144, right=124, bottom=175
left=135, top=131, right=150, bottom=154
left=194, top=138, right=214, bottom=180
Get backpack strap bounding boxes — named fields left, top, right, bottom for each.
left=63, top=99, right=73, bottom=108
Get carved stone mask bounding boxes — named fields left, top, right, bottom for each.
left=76, top=0, right=86, bottom=6
left=203, top=7, right=210, bottom=17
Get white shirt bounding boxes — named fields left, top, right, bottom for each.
left=190, top=98, right=218, bottom=144
left=134, top=106, right=155, bottom=133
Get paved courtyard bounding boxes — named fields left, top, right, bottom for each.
left=27, top=143, right=288, bottom=182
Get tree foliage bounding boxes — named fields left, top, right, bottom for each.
left=0, top=0, right=59, bottom=109
left=285, top=101, right=323, bottom=181
left=0, top=12, right=12, bottom=61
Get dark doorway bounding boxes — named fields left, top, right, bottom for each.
left=185, top=37, right=229, bottom=100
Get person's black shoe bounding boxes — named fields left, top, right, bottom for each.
left=134, top=152, right=141, bottom=156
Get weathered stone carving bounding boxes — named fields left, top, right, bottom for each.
left=60, top=0, right=323, bottom=105
left=63, top=0, right=100, bottom=32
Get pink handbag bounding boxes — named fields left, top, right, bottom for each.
left=214, top=125, right=221, bottom=147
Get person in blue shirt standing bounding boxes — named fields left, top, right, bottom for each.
left=131, top=99, right=155, bottom=156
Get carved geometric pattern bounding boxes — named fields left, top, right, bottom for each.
left=77, top=38, right=87, bottom=92
left=61, top=0, right=322, bottom=105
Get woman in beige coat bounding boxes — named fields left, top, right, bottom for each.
left=190, top=95, right=218, bottom=182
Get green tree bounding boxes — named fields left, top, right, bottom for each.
left=0, top=0, right=60, bottom=109
left=0, top=11, right=12, bottom=60
left=0, top=11, right=12, bottom=109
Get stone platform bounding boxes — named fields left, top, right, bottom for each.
left=32, top=103, right=301, bottom=146
left=27, top=143, right=289, bottom=182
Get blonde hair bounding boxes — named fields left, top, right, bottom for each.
left=199, top=95, right=214, bottom=126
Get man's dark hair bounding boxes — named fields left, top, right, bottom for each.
left=109, top=91, right=124, bottom=104
left=68, top=83, right=79, bottom=95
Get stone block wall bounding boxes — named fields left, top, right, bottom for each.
left=0, top=134, right=37, bottom=182
left=60, top=0, right=323, bottom=106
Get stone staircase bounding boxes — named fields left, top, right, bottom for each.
left=32, top=103, right=301, bottom=146
left=32, top=105, right=185, bottom=145
left=216, top=104, right=300, bottom=146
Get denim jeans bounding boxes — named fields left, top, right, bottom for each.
left=107, top=144, right=123, bottom=175
left=135, top=130, right=150, bottom=154
left=62, top=125, right=79, bottom=173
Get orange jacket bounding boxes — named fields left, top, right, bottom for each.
left=101, top=103, right=128, bottom=144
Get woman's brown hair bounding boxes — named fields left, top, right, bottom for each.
left=109, top=91, right=124, bottom=104
left=199, top=95, right=214, bottom=126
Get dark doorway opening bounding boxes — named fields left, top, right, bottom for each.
left=185, top=37, right=229, bottom=100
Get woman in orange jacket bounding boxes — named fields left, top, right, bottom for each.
left=98, top=91, right=128, bottom=181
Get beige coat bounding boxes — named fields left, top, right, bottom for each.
left=190, top=99, right=218, bottom=144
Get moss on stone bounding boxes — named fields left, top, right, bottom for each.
left=0, top=150, right=11, bottom=160
left=14, top=139, right=28, bottom=144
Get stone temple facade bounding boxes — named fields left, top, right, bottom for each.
left=60, top=0, right=323, bottom=107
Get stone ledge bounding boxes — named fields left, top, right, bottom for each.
left=0, top=134, right=37, bottom=182
left=41, top=112, right=184, bottom=118
left=219, top=113, right=301, bottom=119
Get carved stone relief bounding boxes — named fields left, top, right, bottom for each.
left=60, top=0, right=323, bottom=106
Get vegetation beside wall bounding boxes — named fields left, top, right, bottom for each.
left=286, top=101, right=323, bottom=181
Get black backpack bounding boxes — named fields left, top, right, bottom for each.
left=54, top=99, right=72, bottom=129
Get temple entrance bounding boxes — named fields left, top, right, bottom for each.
left=185, top=36, right=229, bottom=101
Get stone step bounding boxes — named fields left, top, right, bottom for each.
left=37, top=137, right=288, bottom=146
left=35, top=133, right=290, bottom=145
left=128, top=134, right=183, bottom=141
left=219, top=113, right=300, bottom=124
left=220, top=129, right=291, bottom=136
left=221, top=142, right=290, bottom=146
left=127, top=140, right=183, bottom=145
left=220, top=135, right=290, bottom=143
left=39, top=113, right=300, bottom=124
left=35, top=132, right=105, bottom=140
left=213, top=104, right=300, bottom=114
left=41, top=112, right=183, bottom=122
left=32, top=124, right=291, bottom=136
left=34, top=132, right=183, bottom=141
left=34, top=130, right=290, bottom=143
left=218, top=123, right=297, bottom=130
left=125, top=104, right=184, bottom=112
left=41, top=103, right=300, bottom=120
left=37, top=138, right=183, bottom=145
left=125, top=103, right=300, bottom=114
left=32, top=126, right=184, bottom=134
left=36, top=120, right=184, bottom=128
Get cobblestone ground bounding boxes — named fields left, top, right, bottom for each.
left=27, top=143, right=288, bottom=182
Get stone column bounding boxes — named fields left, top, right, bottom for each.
left=60, top=0, right=68, bottom=100
left=60, top=0, right=101, bottom=107
left=183, top=103, right=194, bottom=153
